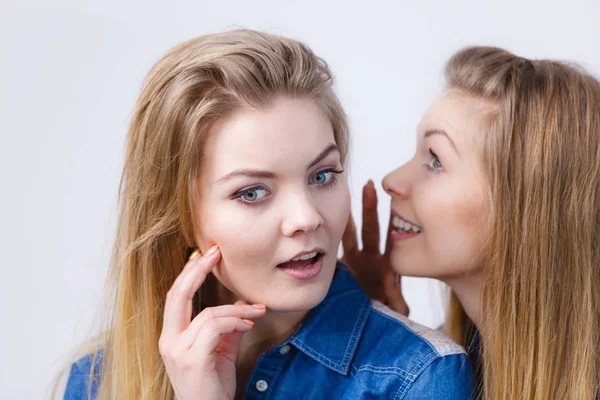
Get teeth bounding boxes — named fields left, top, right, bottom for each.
left=292, top=251, right=318, bottom=262
left=392, top=216, right=422, bottom=233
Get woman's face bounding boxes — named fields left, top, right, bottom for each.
left=382, top=90, right=490, bottom=281
left=195, top=97, right=350, bottom=312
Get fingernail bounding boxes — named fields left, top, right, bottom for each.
left=188, top=249, right=201, bottom=261
left=243, top=319, right=255, bottom=326
left=252, top=304, right=266, bottom=309
left=367, top=179, right=374, bottom=186
left=206, top=245, right=219, bottom=256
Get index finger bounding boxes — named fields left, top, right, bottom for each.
left=361, top=180, right=381, bottom=253
left=162, top=246, right=221, bottom=336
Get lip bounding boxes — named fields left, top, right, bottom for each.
left=277, top=254, right=324, bottom=280
left=284, top=247, right=326, bottom=264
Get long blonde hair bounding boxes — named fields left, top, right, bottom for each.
left=444, top=47, right=600, bottom=399
left=62, top=29, right=349, bottom=399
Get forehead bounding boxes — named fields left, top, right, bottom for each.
left=418, top=89, right=494, bottom=147
left=203, top=97, right=335, bottom=177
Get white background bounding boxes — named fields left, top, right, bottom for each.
left=2, top=1, right=599, bottom=398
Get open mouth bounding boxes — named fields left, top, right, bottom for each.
left=277, top=251, right=325, bottom=270
left=391, top=215, right=422, bottom=234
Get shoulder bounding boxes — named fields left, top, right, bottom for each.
left=352, top=301, right=472, bottom=399
left=369, top=300, right=465, bottom=357
left=63, top=351, right=103, bottom=400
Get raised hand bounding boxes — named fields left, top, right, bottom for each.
left=159, top=246, right=267, bottom=400
left=341, top=181, right=409, bottom=315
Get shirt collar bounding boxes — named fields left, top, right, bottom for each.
left=288, top=263, right=371, bottom=376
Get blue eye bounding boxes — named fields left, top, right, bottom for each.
left=311, top=168, right=344, bottom=185
left=237, top=187, right=269, bottom=203
left=312, top=170, right=333, bottom=185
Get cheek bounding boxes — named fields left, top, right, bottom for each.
left=198, top=203, right=278, bottom=268
left=414, top=179, right=487, bottom=276
left=419, top=181, right=485, bottom=229
left=320, top=183, right=351, bottom=239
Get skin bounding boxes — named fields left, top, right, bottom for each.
left=343, top=90, right=491, bottom=328
left=159, top=97, right=351, bottom=400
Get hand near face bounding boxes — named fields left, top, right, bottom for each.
left=158, top=246, right=267, bottom=400
left=341, top=181, right=409, bottom=316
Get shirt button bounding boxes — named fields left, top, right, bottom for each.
left=255, top=380, right=269, bottom=392
left=279, top=345, right=291, bottom=355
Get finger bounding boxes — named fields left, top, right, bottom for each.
left=169, top=246, right=210, bottom=291
left=383, top=272, right=409, bottom=316
left=181, top=303, right=266, bottom=347
left=191, top=317, right=255, bottom=358
left=341, top=212, right=359, bottom=256
left=361, top=180, right=381, bottom=253
left=168, top=246, right=219, bottom=302
left=162, top=246, right=221, bottom=336
left=214, top=331, right=245, bottom=365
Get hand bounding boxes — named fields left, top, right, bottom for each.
left=341, top=181, right=409, bottom=316
left=159, top=246, right=267, bottom=400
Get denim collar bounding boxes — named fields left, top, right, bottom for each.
left=287, top=264, right=372, bottom=376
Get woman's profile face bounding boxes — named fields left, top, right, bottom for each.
left=195, top=97, right=350, bottom=312
left=382, top=90, right=490, bottom=281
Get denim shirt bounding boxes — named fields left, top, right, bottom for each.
left=65, top=264, right=473, bottom=399
left=467, top=330, right=483, bottom=398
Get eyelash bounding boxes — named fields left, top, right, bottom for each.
left=423, top=148, right=443, bottom=172
left=311, top=168, right=344, bottom=189
left=231, top=168, right=345, bottom=207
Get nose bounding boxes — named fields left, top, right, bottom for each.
left=281, top=191, right=324, bottom=237
left=382, top=162, right=412, bottom=199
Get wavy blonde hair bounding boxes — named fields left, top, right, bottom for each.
left=57, top=29, right=349, bottom=399
left=444, top=47, right=600, bottom=399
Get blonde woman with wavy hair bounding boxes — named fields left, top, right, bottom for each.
left=60, top=29, right=473, bottom=400
left=344, top=47, right=600, bottom=399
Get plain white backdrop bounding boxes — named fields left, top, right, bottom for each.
left=1, top=0, right=599, bottom=398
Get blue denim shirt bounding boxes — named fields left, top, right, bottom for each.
left=467, top=330, right=483, bottom=398
left=65, top=264, right=473, bottom=399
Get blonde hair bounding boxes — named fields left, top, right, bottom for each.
left=59, top=29, right=349, bottom=399
left=444, top=47, right=600, bottom=399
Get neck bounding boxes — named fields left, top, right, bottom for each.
left=443, top=270, right=483, bottom=331
left=241, top=308, right=307, bottom=351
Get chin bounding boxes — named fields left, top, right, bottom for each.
left=266, top=280, right=332, bottom=312
left=265, top=298, right=322, bottom=313
left=390, top=256, right=478, bottom=281
left=389, top=253, right=436, bottom=278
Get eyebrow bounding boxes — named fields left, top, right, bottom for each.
left=308, top=143, right=339, bottom=169
left=424, top=129, right=459, bottom=155
left=216, top=143, right=340, bottom=183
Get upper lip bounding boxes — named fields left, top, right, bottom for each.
left=390, top=209, right=421, bottom=228
left=283, top=247, right=326, bottom=263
